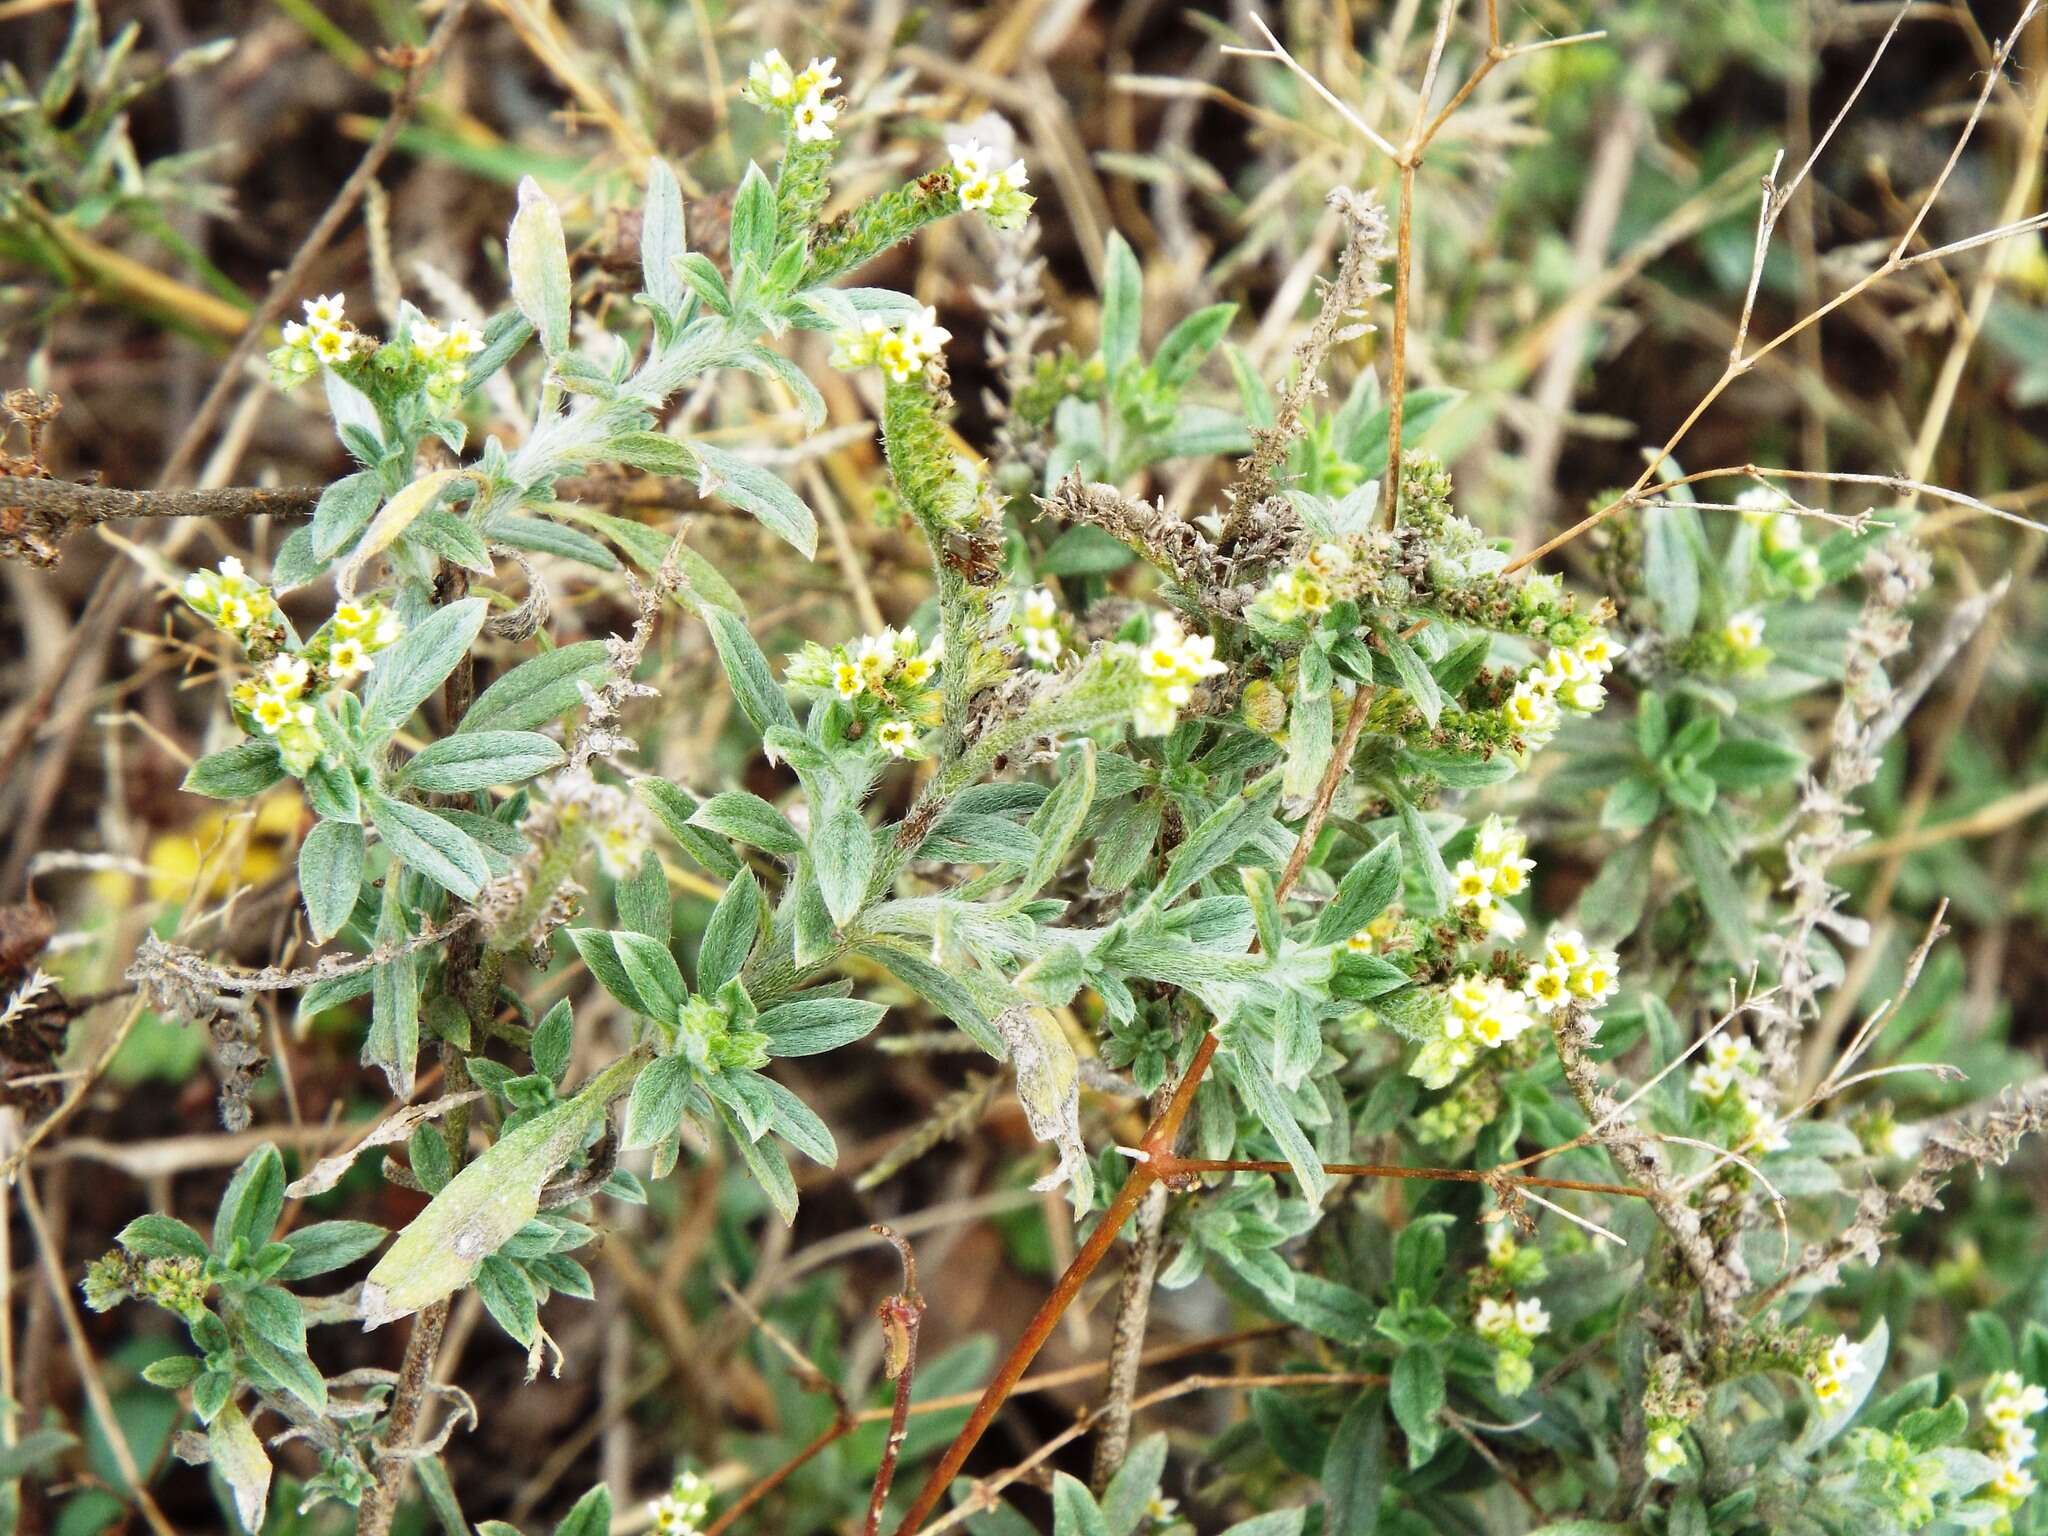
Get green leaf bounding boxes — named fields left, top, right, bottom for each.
left=362, top=1062, right=628, bottom=1326
left=1643, top=502, right=1702, bottom=636
left=460, top=640, right=611, bottom=733
left=1351, top=388, right=1461, bottom=482
left=476, top=1253, right=540, bottom=1346
left=368, top=792, right=490, bottom=900
left=1390, top=1349, right=1445, bottom=1468
left=758, top=1073, right=836, bottom=1165
left=757, top=996, right=886, bottom=1057
left=1676, top=815, right=1753, bottom=956
left=508, top=176, right=571, bottom=354
left=275, top=1220, right=387, bottom=1281
left=623, top=1053, right=691, bottom=1150
left=366, top=879, right=420, bottom=1096
left=697, top=870, right=761, bottom=994
left=688, top=441, right=817, bottom=558
left=1150, top=302, right=1237, bottom=389
left=182, top=739, right=286, bottom=799
left=400, top=730, right=564, bottom=793
left=310, top=470, right=383, bottom=559
left=207, top=1401, right=272, bottom=1533
left=362, top=597, right=488, bottom=741
left=1601, top=772, right=1663, bottom=833
left=553, top=1485, right=612, bottom=1536
left=1375, top=620, right=1443, bottom=726
left=1039, top=524, right=1136, bottom=576
left=728, top=161, right=777, bottom=278
left=1010, top=741, right=1095, bottom=908
left=531, top=999, right=574, bottom=1086
left=595, top=857, right=660, bottom=947
left=1051, top=1472, right=1110, bottom=1536
left=1285, top=646, right=1335, bottom=803
left=638, top=778, right=742, bottom=879
left=641, top=158, right=687, bottom=315
left=1159, top=777, right=1283, bottom=904
left=1099, top=233, right=1143, bottom=379
left=1703, top=735, right=1807, bottom=790
left=717, top=1098, right=798, bottom=1224
left=566, top=929, right=686, bottom=1020
left=1314, top=836, right=1401, bottom=944
left=704, top=605, right=798, bottom=736
left=1101, top=1434, right=1170, bottom=1536
left=1392, top=796, right=1453, bottom=915
left=298, top=819, right=365, bottom=944
left=691, top=790, right=804, bottom=856
left=1221, top=1044, right=1328, bottom=1204
left=812, top=807, right=874, bottom=927
left=214, top=1144, right=285, bottom=1257
left=117, top=1213, right=209, bottom=1261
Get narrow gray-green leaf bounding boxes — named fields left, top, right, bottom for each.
left=298, top=819, right=365, bottom=944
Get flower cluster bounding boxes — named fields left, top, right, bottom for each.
left=1806, top=1333, right=1858, bottom=1414
left=1449, top=814, right=1536, bottom=938
left=1501, top=626, right=1622, bottom=749
left=402, top=315, right=486, bottom=404
left=830, top=306, right=951, bottom=384
left=1473, top=1294, right=1550, bottom=1395
left=946, top=139, right=1033, bottom=230
left=1520, top=928, right=1621, bottom=1018
left=647, top=1469, right=714, bottom=1536
left=181, top=556, right=277, bottom=638
left=1006, top=587, right=1064, bottom=668
left=319, top=598, right=403, bottom=684
left=1122, top=613, right=1226, bottom=737
left=1411, top=973, right=1536, bottom=1088
left=268, top=292, right=374, bottom=386
left=1839, top=1427, right=1947, bottom=1529
left=1253, top=541, right=1352, bottom=622
left=740, top=51, right=840, bottom=142
left=786, top=625, right=942, bottom=759
left=1689, top=1031, right=1787, bottom=1152
left=1738, top=487, right=1824, bottom=598
left=1982, top=1369, right=2047, bottom=1505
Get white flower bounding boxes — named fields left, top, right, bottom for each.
left=1544, top=930, right=1589, bottom=971
left=262, top=656, right=311, bottom=696
left=443, top=318, right=485, bottom=357
left=747, top=49, right=796, bottom=104
left=948, top=139, right=991, bottom=180
left=794, top=56, right=839, bottom=96
left=1513, top=1297, right=1550, bottom=1336
left=1474, top=1298, right=1515, bottom=1339
left=956, top=172, right=996, bottom=212
left=303, top=293, right=346, bottom=328
left=1505, top=679, right=1560, bottom=736
left=1023, top=627, right=1062, bottom=667
left=1022, top=588, right=1058, bottom=629
left=329, top=636, right=373, bottom=682
left=1723, top=609, right=1766, bottom=653
left=833, top=660, right=865, bottom=699
left=877, top=719, right=916, bottom=758
left=792, top=90, right=839, bottom=143
left=1451, top=859, right=1496, bottom=910
left=997, top=157, right=1029, bottom=192
left=1561, top=678, right=1607, bottom=713
left=1807, top=1334, right=1856, bottom=1409
left=1523, top=963, right=1571, bottom=1015
left=250, top=690, right=293, bottom=734
left=1574, top=629, right=1625, bottom=671
left=901, top=305, right=951, bottom=360
left=1570, top=951, right=1621, bottom=1004
left=217, top=594, right=255, bottom=632
left=1645, top=1425, right=1688, bottom=1480
left=1736, top=485, right=1788, bottom=525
